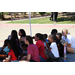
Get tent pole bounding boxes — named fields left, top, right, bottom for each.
left=29, top=12, right=32, bottom=36
left=11, top=12, right=12, bottom=21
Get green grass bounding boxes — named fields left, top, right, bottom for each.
left=8, top=17, right=75, bottom=24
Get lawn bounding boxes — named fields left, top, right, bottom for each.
left=8, top=17, right=75, bottom=24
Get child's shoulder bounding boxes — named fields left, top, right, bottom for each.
left=52, top=42, right=56, bottom=44
left=37, top=40, right=42, bottom=43
left=51, top=42, right=57, bottom=46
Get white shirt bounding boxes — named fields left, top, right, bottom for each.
left=50, top=42, right=59, bottom=57
left=62, top=34, right=75, bottom=48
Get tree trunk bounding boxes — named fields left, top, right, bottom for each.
left=1, top=12, right=4, bottom=20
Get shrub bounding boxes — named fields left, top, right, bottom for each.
left=39, top=12, right=46, bottom=16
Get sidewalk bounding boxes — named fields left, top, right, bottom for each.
left=0, top=16, right=50, bottom=24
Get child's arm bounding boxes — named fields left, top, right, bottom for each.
left=19, top=51, right=24, bottom=60
left=3, top=55, right=11, bottom=62
left=21, top=54, right=31, bottom=61
left=63, top=42, right=68, bottom=46
left=27, top=54, right=31, bottom=61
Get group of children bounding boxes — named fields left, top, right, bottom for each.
left=0, top=28, right=75, bottom=62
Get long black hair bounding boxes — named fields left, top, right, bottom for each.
left=11, top=30, right=22, bottom=55
left=11, top=30, right=19, bottom=46
left=8, top=40, right=19, bottom=58
left=11, top=30, right=18, bottom=40
left=26, top=36, right=33, bottom=44
left=19, top=29, right=26, bottom=37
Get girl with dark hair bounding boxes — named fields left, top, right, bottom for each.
left=0, top=39, right=10, bottom=55
left=8, top=30, right=19, bottom=40
left=11, top=30, right=18, bottom=40
left=11, top=30, right=19, bottom=46
left=35, top=33, right=47, bottom=62
left=19, top=29, right=26, bottom=43
left=35, top=33, right=45, bottom=42
left=21, top=36, right=40, bottom=62
left=3, top=40, right=19, bottom=62
left=44, top=34, right=60, bottom=62
left=18, top=29, right=27, bottom=56
left=11, top=30, right=22, bottom=55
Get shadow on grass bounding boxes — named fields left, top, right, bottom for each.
left=57, top=17, right=75, bottom=22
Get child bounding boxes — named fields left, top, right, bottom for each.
left=21, top=36, right=40, bottom=62
left=3, top=40, right=19, bottom=62
left=11, top=30, right=22, bottom=55
left=43, top=34, right=49, bottom=43
left=19, top=43, right=28, bottom=60
left=0, top=39, right=10, bottom=55
left=35, top=33, right=47, bottom=62
left=45, top=34, right=59, bottom=62
left=43, top=34, right=50, bottom=54
left=18, top=29, right=26, bottom=43
left=51, top=29, right=58, bottom=35
left=56, top=33, right=64, bottom=60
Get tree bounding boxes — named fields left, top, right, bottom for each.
left=1, top=12, right=4, bottom=20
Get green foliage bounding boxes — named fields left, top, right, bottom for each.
left=39, top=12, right=46, bottom=15
left=4, top=12, right=9, bottom=15
left=31, top=12, right=36, bottom=17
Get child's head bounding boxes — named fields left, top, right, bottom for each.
left=25, top=36, right=33, bottom=45
left=21, top=43, right=28, bottom=51
left=56, top=33, right=62, bottom=40
left=19, top=29, right=26, bottom=37
left=4, top=39, right=9, bottom=47
left=48, top=34, right=56, bottom=43
left=35, top=33, right=45, bottom=41
left=51, top=29, right=58, bottom=35
left=11, top=30, right=18, bottom=39
left=43, top=34, right=48, bottom=40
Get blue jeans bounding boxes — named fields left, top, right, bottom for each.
left=39, top=55, right=46, bottom=62
left=11, top=60, right=19, bottom=62
left=0, top=47, right=2, bottom=52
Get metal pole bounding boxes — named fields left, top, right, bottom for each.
left=11, top=12, right=12, bottom=21
left=29, top=12, right=32, bottom=36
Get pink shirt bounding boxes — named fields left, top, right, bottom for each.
left=27, top=44, right=40, bottom=62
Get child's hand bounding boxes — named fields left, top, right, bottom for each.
left=21, top=56, right=27, bottom=60
left=63, top=42, right=68, bottom=46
